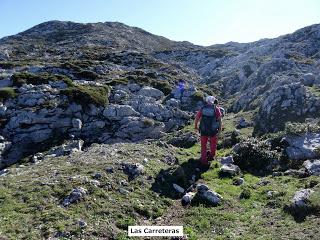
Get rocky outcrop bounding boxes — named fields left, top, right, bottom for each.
left=283, top=133, right=320, bottom=161
left=254, top=83, right=320, bottom=134
left=0, top=78, right=191, bottom=168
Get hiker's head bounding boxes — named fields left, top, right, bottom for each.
left=214, top=99, right=218, bottom=104
left=205, top=96, right=215, bottom=105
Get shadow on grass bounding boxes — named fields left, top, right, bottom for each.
left=151, top=158, right=206, bottom=199
left=284, top=205, right=320, bottom=223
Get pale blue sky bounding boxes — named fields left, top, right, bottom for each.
left=0, top=0, right=319, bottom=46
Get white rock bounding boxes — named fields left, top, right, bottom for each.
left=291, top=189, right=314, bottom=208
left=72, top=118, right=82, bottom=130
left=303, top=159, right=320, bottom=176
left=181, top=192, right=195, bottom=205
left=220, top=164, right=241, bottom=176
left=137, top=86, right=164, bottom=100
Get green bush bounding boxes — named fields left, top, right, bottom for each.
left=116, top=217, right=135, bottom=230
left=0, top=87, right=17, bottom=101
left=191, top=91, right=204, bottom=102
left=239, top=188, right=251, bottom=199
left=11, top=72, right=74, bottom=87
left=61, top=84, right=110, bottom=106
left=150, top=80, right=172, bottom=95
left=284, top=122, right=320, bottom=135
left=74, top=70, right=99, bottom=80
left=126, top=75, right=172, bottom=95
left=233, top=138, right=281, bottom=175
left=142, top=118, right=154, bottom=127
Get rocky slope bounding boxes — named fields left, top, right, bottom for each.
left=0, top=21, right=320, bottom=239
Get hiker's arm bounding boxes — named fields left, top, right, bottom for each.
left=194, top=111, right=202, bottom=130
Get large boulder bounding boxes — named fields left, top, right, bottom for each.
left=254, top=83, right=307, bottom=134
left=284, top=133, right=320, bottom=160
left=303, top=159, right=320, bottom=176
left=137, top=86, right=164, bottom=100
left=103, top=104, right=140, bottom=120
left=287, top=189, right=314, bottom=214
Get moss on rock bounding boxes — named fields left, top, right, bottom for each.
left=61, top=84, right=110, bottom=106
left=0, top=87, right=17, bottom=101
left=11, top=72, right=74, bottom=87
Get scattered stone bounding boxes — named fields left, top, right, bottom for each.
left=196, top=183, right=210, bottom=193
left=220, top=164, right=241, bottom=176
left=119, top=187, right=130, bottom=195
left=105, top=167, right=114, bottom=173
left=89, top=180, right=100, bottom=187
left=233, top=177, right=244, bottom=186
left=93, top=172, right=102, bottom=179
left=173, top=183, right=185, bottom=194
left=219, top=156, right=234, bottom=165
left=202, top=190, right=222, bottom=205
left=62, top=187, right=87, bottom=207
left=237, top=117, right=251, bottom=129
left=122, top=162, right=144, bottom=180
left=78, top=220, right=87, bottom=229
left=181, top=192, right=195, bottom=205
left=196, top=183, right=222, bottom=205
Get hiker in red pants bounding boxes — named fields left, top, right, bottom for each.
left=194, top=96, right=222, bottom=166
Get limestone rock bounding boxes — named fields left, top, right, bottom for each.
left=137, top=86, right=164, bottom=100
left=303, top=159, right=320, bottom=176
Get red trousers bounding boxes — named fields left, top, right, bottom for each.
left=200, top=135, right=218, bottom=164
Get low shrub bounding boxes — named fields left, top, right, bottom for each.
left=11, top=72, right=74, bottom=87
left=191, top=91, right=204, bottom=102
left=233, top=138, right=281, bottom=175
left=0, top=87, right=17, bottom=101
left=61, top=84, right=110, bottom=106
left=284, top=121, right=320, bottom=135
left=74, top=70, right=99, bottom=80
left=150, top=80, right=172, bottom=95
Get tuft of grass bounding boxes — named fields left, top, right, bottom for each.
left=61, top=84, right=110, bottom=106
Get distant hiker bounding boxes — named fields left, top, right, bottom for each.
left=194, top=96, right=222, bottom=166
left=177, top=79, right=186, bottom=100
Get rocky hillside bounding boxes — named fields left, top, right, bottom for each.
left=0, top=21, right=320, bottom=239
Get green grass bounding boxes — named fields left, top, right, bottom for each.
left=1, top=138, right=319, bottom=239
left=306, top=86, right=320, bottom=97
